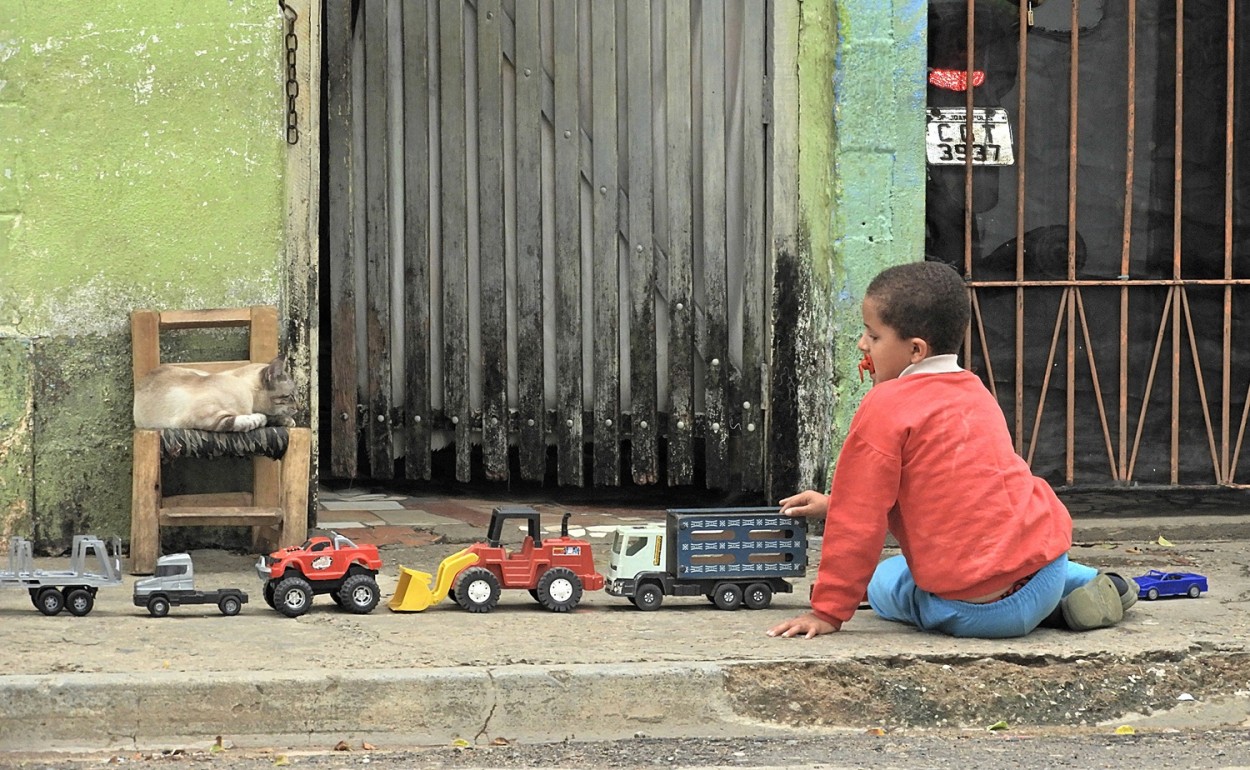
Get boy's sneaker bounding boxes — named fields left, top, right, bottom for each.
left=1104, top=572, right=1139, bottom=611
left=1060, top=574, right=1125, bottom=631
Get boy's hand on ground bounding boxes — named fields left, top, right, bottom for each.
left=766, top=612, right=840, bottom=639
left=778, top=490, right=829, bottom=518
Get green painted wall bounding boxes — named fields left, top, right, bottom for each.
left=0, top=2, right=288, bottom=548
left=794, top=0, right=926, bottom=490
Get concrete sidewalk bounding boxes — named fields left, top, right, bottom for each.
left=3, top=491, right=1250, bottom=753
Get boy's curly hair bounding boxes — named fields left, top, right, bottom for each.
left=865, top=261, right=970, bottom=355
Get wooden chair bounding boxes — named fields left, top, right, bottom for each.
left=129, top=306, right=310, bottom=575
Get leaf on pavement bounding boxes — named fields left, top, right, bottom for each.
left=452, top=738, right=471, bottom=748
left=333, top=740, right=351, bottom=751
left=987, top=720, right=1009, bottom=731
left=1157, top=536, right=1174, bottom=547
left=865, top=727, right=886, bottom=736
left=274, top=756, right=290, bottom=766
left=1114, top=725, right=1136, bottom=735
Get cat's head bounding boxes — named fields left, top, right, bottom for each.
left=256, top=356, right=299, bottom=422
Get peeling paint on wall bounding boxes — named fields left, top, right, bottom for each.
left=1, top=2, right=286, bottom=339
left=0, top=338, right=33, bottom=537
left=0, top=2, right=291, bottom=547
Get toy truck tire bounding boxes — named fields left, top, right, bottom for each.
left=711, top=582, right=744, bottom=611
left=273, top=575, right=315, bottom=618
left=65, top=587, right=95, bottom=617
left=632, top=582, right=664, bottom=611
left=218, top=595, right=243, bottom=616
left=337, top=573, right=381, bottom=614
left=536, top=567, right=583, bottom=612
left=454, top=566, right=501, bottom=613
left=743, top=582, right=773, bottom=610
left=147, top=595, right=171, bottom=617
left=35, top=587, right=64, bottom=616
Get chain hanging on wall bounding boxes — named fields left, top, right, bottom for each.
left=280, top=1, right=300, bottom=144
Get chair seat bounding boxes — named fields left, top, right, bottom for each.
left=159, top=427, right=292, bottom=461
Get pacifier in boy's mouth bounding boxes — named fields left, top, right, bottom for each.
left=857, top=353, right=875, bottom=382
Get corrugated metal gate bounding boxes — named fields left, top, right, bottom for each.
left=930, top=0, right=1249, bottom=488
left=322, top=0, right=785, bottom=490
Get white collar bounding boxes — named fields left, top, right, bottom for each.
left=899, top=354, right=962, bottom=378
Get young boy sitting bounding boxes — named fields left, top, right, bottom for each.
left=767, top=261, right=1135, bottom=640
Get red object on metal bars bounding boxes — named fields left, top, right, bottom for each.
left=929, top=68, right=986, bottom=91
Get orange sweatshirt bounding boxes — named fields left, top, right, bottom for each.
left=809, top=364, right=1073, bottom=626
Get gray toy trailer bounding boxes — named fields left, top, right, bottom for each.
left=604, top=508, right=808, bottom=611
left=0, top=535, right=123, bottom=616
left=133, top=553, right=249, bottom=617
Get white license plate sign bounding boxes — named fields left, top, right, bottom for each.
left=925, top=107, right=1015, bottom=166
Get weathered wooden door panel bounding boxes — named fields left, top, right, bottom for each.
left=324, top=0, right=787, bottom=492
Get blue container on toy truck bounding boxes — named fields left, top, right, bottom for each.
left=605, top=507, right=808, bottom=611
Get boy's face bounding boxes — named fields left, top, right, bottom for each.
left=858, top=296, right=927, bottom=385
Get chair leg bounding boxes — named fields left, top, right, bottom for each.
left=279, top=428, right=311, bottom=547
left=130, top=430, right=161, bottom=575
left=252, top=456, right=281, bottom=552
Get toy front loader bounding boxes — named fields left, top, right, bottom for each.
left=388, top=549, right=479, bottom=612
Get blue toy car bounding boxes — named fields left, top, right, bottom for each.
left=1133, top=570, right=1208, bottom=600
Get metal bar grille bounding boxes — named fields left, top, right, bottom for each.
left=938, top=0, right=1248, bottom=489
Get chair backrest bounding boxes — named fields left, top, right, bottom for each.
left=131, top=306, right=279, bottom=387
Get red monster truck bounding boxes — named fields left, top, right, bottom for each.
left=255, top=531, right=383, bottom=618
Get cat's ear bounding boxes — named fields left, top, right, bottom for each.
left=261, top=356, right=287, bottom=387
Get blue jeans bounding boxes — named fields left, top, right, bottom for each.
left=866, top=554, right=1099, bottom=638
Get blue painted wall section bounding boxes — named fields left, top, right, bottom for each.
left=826, top=0, right=927, bottom=468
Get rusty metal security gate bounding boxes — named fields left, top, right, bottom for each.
left=928, top=1, right=1250, bottom=488
left=323, top=0, right=786, bottom=491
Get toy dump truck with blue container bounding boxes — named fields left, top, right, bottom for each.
left=604, top=508, right=808, bottom=611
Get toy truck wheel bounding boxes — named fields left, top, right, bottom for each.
left=218, top=595, right=242, bottom=616
left=35, top=587, right=64, bottom=616
left=147, top=596, right=171, bottom=617
left=454, top=567, right=501, bottom=613
left=337, top=574, right=380, bottom=614
left=633, top=582, right=664, bottom=611
left=743, top=582, right=773, bottom=610
left=536, top=567, right=583, bottom=612
left=1188, top=585, right=1201, bottom=598
left=273, top=576, right=315, bottom=618
left=711, top=582, right=743, bottom=611
left=65, top=588, right=95, bottom=617
left=262, top=582, right=276, bottom=608
left=1146, top=588, right=1160, bottom=601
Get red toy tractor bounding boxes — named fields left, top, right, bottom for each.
left=447, top=506, right=604, bottom=613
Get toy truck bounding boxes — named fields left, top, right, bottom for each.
left=0, top=535, right=123, bottom=616
left=133, top=553, right=249, bottom=617
left=256, top=531, right=383, bottom=617
left=390, top=505, right=604, bottom=613
left=604, top=508, right=808, bottom=611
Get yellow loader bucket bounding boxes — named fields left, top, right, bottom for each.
left=388, top=549, right=479, bottom=612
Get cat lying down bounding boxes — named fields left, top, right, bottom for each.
left=134, top=356, right=298, bottom=432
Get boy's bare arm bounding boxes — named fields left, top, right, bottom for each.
left=779, top=490, right=829, bottom=517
